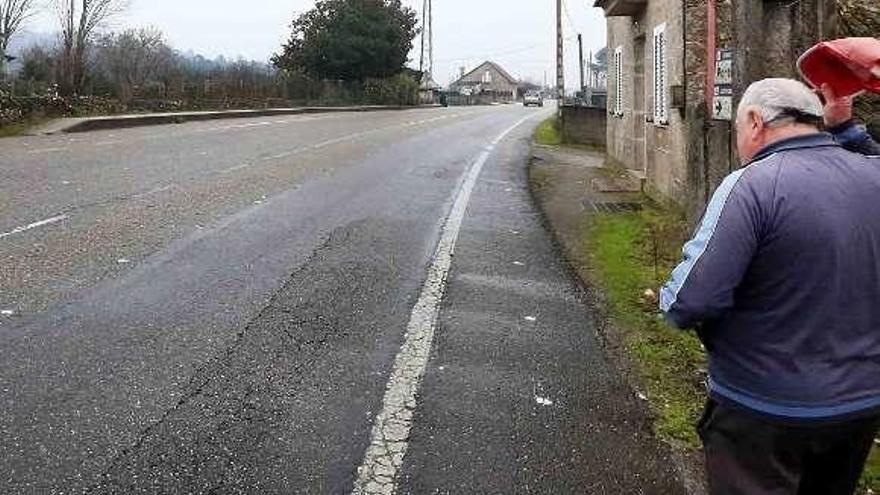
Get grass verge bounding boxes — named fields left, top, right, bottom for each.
left=535, top=117, right=562, bottom=146
left=584, top=206, right=706, bottom=448
left=862, top=447, right=880, bottom=494
left=585, top=203, right=879, bottom=492
left=0, top=114, right=49, bottom=138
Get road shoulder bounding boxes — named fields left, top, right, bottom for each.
left=527, top=142, right=709, bottom=495
left=398, top=123, right=687, bottom=494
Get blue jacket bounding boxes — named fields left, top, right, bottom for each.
left=661, top=133, right=880, bottom=422
left=830, top=120, right=880, bottom=155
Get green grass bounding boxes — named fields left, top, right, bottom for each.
left=861, top=446, right=880, bottom=493
left=0, top=114, right=50, bottom=138
left=584, top=208, right=707, bottom=448
left=535, top=117, right=562, bottom=146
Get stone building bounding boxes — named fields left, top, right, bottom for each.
left=449, top=61, right=518, bottom=103
left=595, top=0, right=837, bottom=217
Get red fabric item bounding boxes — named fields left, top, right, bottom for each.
left=797, top=37, right=880, bottom=97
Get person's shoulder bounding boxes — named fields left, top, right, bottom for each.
left=736, top=153, right=784, bottom=188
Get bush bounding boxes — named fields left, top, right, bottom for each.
left=363, top=74, right=419, bottom=106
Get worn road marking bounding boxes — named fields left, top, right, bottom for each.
left=26, top=147, right=65, bottom=155
left=221, top=163, right=252, bottom=174
left=131, top=184, right=174, bottom=199
left=0, top=214, right=70, bottom=240
left=351, top=114, right=535, bottom=495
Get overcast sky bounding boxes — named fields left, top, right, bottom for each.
left=23, top=0, right=606, bottom=88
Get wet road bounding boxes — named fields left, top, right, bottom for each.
left=0, top=106, right=684, bottom=494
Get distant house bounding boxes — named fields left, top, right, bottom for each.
left=449, top=61, right=518, bottom=102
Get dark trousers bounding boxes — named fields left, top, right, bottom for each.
left=698, top=399, right=880, bottom=495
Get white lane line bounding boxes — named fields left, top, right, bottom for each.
left=132, top=184, right=174, bottom=199
left=0, top=214, right=70, bottom=240
left=26, top=147, right=65, bottom=155
left=94, top=140, right=122, bottom=147
left=221, top=163, right=252, bottom=174
left=351, top=114, right=534, bottom=495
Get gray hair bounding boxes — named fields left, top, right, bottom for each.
left=736, top=78, right=824, bottom=127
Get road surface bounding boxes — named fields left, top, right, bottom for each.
left=0, top=106, right=684, bottom=494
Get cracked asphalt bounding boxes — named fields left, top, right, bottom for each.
left=0, top=105, right=685, bottom=494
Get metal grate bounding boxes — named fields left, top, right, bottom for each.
left=584, top=201, right=643, bottom=213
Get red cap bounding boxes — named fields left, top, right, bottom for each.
left=798, top=37, right=880, bottom=97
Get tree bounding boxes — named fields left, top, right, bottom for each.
left=54, top=0, right=129, bottom=95
left=273, top=0, right=418, bottom=82
left=0, top=0, right=38, bottom=72
left=94, top=27, right=168, bottom=101
left=19, top=43, right=53, bottom=83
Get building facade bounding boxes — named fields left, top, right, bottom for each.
left=596, top=0, right=836, bottom=217
left=449, top=61, right=518, bottom=103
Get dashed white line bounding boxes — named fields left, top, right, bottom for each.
left=26, top=147, right=65, bottom=155
left=0, top=214, right=70, bottom=240
left=132, top=184, right=173, bottom=199
left=351, top=113, right=535, bottom=495
left=221, top=163, right=252, bottom=174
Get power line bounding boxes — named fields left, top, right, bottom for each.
left=434, top=36, right=577, bottom=64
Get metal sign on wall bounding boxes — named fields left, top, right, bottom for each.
left=713, top=49, right=734, bottom=121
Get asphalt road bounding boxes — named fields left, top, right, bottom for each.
left=0, top=106, right=684, bottom=494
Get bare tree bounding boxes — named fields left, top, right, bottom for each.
left=0, top=0, right=38, bottom=71
left=55, top=0, right=128, bottom=95
left=94, top=27, right=171, bottom=101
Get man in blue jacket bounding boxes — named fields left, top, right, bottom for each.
left=661, top=78, right=880, bottom=495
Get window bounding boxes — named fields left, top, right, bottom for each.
left=614, top=46, right=623, bottom=117
left=653, top=23, right=668, bottom=125
left=482, top=70, right=493, bottom=84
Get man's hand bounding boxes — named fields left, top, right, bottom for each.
left=820, top=83, right=857, bottom=128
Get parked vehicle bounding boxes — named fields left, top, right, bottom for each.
left=523, top=91, right=544, bottom=107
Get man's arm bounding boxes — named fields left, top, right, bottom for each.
left=829, top=120, right=880, bottom=156
left=821, top=84, right=880, bottom=156
left=660, top=170, right=762, bottom=329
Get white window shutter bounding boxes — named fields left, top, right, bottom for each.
left=614, top=46, right=623, bottom=117
left=653, top=23, right=668, bottom=124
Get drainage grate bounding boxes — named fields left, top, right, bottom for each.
left=584, top=201, right=643, bottom=213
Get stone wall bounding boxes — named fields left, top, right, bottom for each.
left=560, top=105, right=607, bottom=147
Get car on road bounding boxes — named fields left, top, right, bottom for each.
left=523, top=92, right=544, bottom=107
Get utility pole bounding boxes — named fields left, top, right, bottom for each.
left=578, top=34, right=585, bottom=98
left=419, top=0, right=427, bottom=76
left=419, top=0, right=434, bottom=83
left=587, top=50, right=594, bottom=104
left=428, top=0, right=434, bottom=80
left=556, top=0, right=565, bottom=105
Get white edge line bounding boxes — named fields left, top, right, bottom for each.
left=351, top=114, right=534, bottom=495
left=0, top=214, right=70, bottom=240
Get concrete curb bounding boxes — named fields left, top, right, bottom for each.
left=32, top=105, right=442, bottom=135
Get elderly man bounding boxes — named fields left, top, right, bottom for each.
left=661, top=78, right=880, bottom=495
